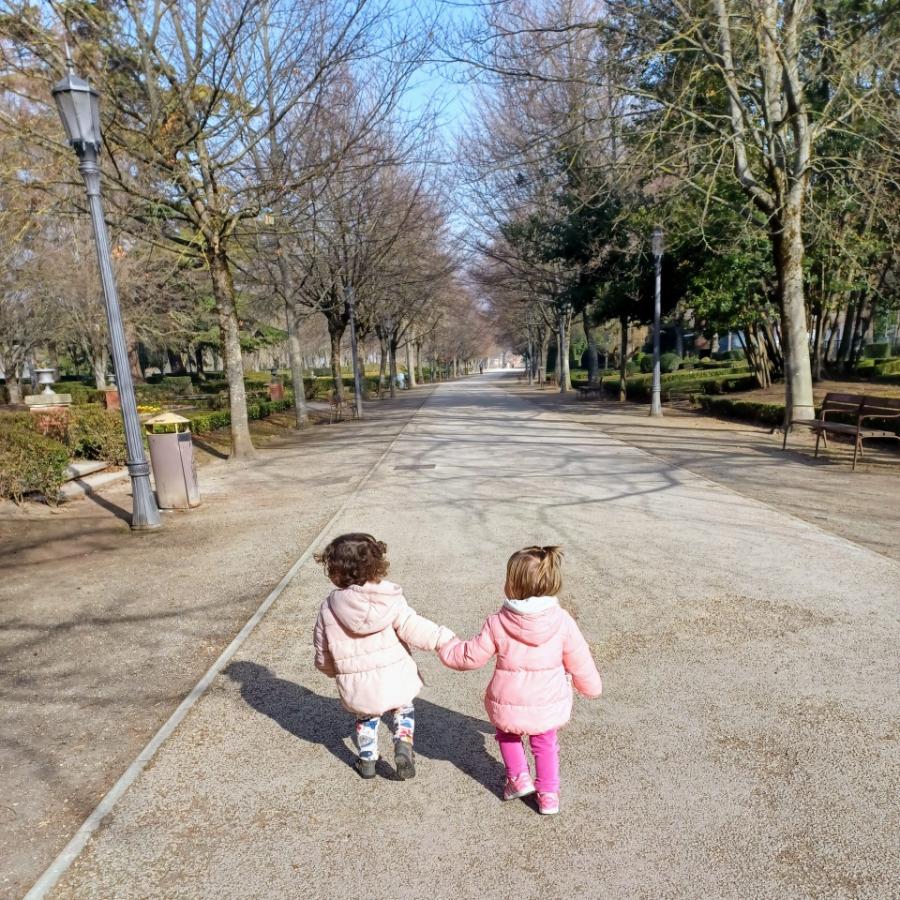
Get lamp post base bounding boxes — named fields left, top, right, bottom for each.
left=649, top=395, right=663, bottom=418
left=128, top=462, right=161, bottom=530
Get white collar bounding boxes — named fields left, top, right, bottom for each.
left=502, top=595, right=559, bottom=614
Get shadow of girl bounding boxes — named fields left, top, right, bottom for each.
left=224, top=661, right=504, bottom=794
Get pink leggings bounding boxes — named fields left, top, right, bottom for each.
left=496, top=729, right=560, bottom=793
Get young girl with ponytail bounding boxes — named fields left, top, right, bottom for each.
left=438, top=546, right=602, bottom=815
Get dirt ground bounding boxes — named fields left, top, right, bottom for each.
left=505, top=380, right=900, bottom=562
left=0, top=389, right=432, bottom=898
left=726, top=377, right=900, bottom=403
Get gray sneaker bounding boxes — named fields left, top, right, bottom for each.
left=394, top=740, right=416, bottom=780
left=354, top=756, right=377, bottom=779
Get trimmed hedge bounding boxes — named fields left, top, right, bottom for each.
left=873, top=359, right=900, bottom=377
left=640, top=353, right=682, bottom=374
left=572, top=367, right=755, bottom=402
left=865, top=343, right=891, bottom=358
left=697, top=396, right=785, bottom=427
left=0, top=420, right=69, bottom=504
left=187, top=398, right=293, bottom=434
left=68, top=408, right=128, bottom=464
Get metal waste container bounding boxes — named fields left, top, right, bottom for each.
left=144, top=413, right=201, bottom=509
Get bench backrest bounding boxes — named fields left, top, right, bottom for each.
left=861, top=395, right=900, bottom=416
left=820, top=392, right=864, bottom=417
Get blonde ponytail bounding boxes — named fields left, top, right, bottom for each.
left=505, top=545, right=564, bottom=599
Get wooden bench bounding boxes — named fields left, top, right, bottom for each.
left=782, top=392, right=900, bottom=470
left=575, top=384, right=605, bottom=401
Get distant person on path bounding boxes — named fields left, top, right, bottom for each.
left=439, top=546, right=602, bottom=815
left=479, top=363, right=484, bottom=374
left=313, top=533, right=455, bottom=780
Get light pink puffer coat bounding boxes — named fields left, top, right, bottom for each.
left=313, top=580, right=454, bottom=717
left=439, top=597, right=602, bottom=735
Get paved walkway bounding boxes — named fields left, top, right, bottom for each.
left=37, top=374, right=900, bottom=897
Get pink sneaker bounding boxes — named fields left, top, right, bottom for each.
left=503, top=772, right=536, bottom=800
left=536, top=792, right=559, bottom=815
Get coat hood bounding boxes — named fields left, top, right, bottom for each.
left=498, top=596, right=565, bottom=646
left=328, top=580, right=403, bottom=636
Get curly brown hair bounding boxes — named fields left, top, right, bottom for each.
left=314, top=533, right=389, bottom=588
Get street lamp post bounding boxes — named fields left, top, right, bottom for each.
left=650, top=225, right=664, bottom=418
left=52, top=54, right=160, bottom=529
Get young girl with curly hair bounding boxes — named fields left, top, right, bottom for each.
left=313, top=533, right=454, bottom=780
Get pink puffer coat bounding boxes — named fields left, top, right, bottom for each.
left=438, top=597, right=602, bottom=735
left=313, top=580, right=454, bottom=717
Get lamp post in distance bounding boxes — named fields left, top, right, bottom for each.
left=650, top=225, right=664, bottom=418
left=52, top=49, right=161, bottom=529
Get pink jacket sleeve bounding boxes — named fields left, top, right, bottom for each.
left=394, top=599, right=455, bottom=651
left=563, top=615, right=602, bottom=698
left=438, top=619, right=497, bottom=670
left=313, top=605, right=336, bottom=677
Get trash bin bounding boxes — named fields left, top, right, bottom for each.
left=143, top=413, right=201, bottom=509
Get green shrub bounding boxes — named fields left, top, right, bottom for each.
left=660, top=352, right=682, bottom=373
left=712, top=349, right=746, bottom=361
left=0, top=421, right=70, bottom=504
left=49, top=382, right=103, bottom=405
left=134, top=377, right=194, bottom=403
left=697, top=396, right=785, bottom=427
left=865, top=342, right=890, bottom=358
left=187, top=398, right=293, bottom=434
left=68, top=408, right=128, bottom=464
left=873, top=359, right=900, bottom=377
left=187, top=409, right=231, bottom=434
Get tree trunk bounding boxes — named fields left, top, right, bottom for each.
left=209, top=250, right=255, bottom=460
left=7, top=375, right=22, bottom=404
left=284, top=299, right=309, bottom=427
left=618, top=314, right=628, bottom=402
left=848, top=298, right=871, bottom=369
left=811, top=300, right=825, bottom=382
left=583, top=311, right=599, bottom=384
left=166, top=348, right=187, bottom=375
left=835, top=299, right=856, bottom=367
left=772, top=210, right=814, bottom=421
left=406, top=342, right=416, bottom=387
left=92, top=347, right=108, bottom=389
left=125, top=320, right=143, bottom=382
left=194, top=345, right=206, bottom=377
left=539, top=328, right=551, bottom=386
left=328, top=325, right=345, bottom=403
left=674, top=318, right=684, bottom=358
left=377, top=335, right=388, bottom=398
left=559, top=312, right=572, bottom=393
left=389, top=338, right=398, bottom=398
left=415, top=341, right=424, bottom=385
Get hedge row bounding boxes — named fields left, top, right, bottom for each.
left=696, top=396, right=785, bottom=427
left=187, top=398, right=294, bottom=434
left=0, top=418, right=70, bottom=504
left=697, top=394, right=900, bottom=433
left=572, top=366, right=754, bottom=401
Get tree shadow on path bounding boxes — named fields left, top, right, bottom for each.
left=225, top=661, right=505, bottom=796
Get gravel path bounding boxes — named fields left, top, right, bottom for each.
left=1, top=390, right=432, bottom=898
left=39, top=374, right=900, bottom=898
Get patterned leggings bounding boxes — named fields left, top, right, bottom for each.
left=355, top=704, right=415, bottom=759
